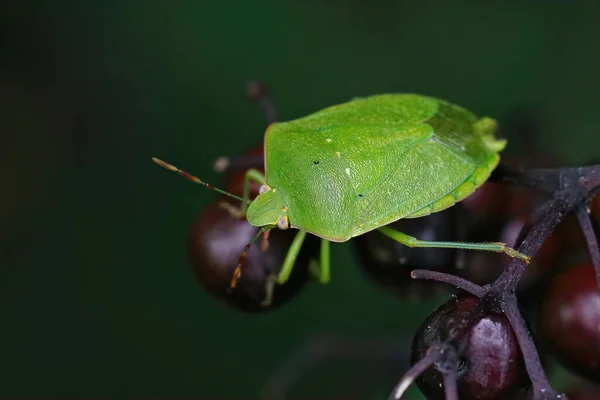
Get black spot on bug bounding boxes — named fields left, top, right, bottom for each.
left=358, top=194, right=363, bottom=198
left=313, top=161, right=320, bottom=165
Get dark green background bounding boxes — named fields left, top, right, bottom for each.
left=1, top=1, right=599, bottom=398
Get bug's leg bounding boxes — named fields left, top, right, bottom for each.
left=378, top=226, right=531, bottom=263
left=277, top=230, right=308, bottom=284
left=231, top=226, right=271, bottom=288
left=307, top=238, right=331, bottom=283
left=304, top=239, right=331, bottom=283
left=218, top=168, right=265, bottom=217
left=454, top=204, right=469, bottom=269
left=260, top=229, right=271, bottom=252
left=318, top=239, right=331, bottom=284
left=261, top=274, right=278, bottom=308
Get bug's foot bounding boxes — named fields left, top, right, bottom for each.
left=502, top=245, right=531, bottom=264
left=260, top=274, right=278, bottom=307
left=218, top=201, right=246, bottom=219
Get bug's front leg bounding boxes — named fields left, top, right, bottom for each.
left=263, top=233, right=329, bottom=307
left=218, top=168, right=265, bottom=217
left=261, top=230, right=309, bottom=308
left=377, top=226, right=531, bottom=263
left=276, top=230, right=308, bottom=285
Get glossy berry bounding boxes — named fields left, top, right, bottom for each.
left=352, top=207, right=461, bottom=300
left=542, top=262, right=600, bottom=383
left=187, top=198, right=318, bottom=313
left=411, top=293, right=530, bottom=400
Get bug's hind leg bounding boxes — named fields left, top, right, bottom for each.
left=377, top=226, right=531, bottom=263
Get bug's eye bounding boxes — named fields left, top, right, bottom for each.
left=258, top=184, right=270, bottom=194
left=277, top=215, right=289, bottom=230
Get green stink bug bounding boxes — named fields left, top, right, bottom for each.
left=154, top=93, right=529, bottom=305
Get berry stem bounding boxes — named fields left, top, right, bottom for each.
left=496, top=195, right=573, bottom=290
left=442, top=367, right=458, bottom=400
left=500, top=295, right=564, bottom=399
left=410, top=269, right=487, bottom=298
left=388, top=346, right=443, bottom=399
left=575, top=205, right=600, bottom=294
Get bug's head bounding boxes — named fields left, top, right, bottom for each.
left=246, top=184, right=289, bottom=230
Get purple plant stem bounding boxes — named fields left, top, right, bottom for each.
left=411, top=270, right=487, bottom=298
left=388, top=346, right=443, bottom=400
left=575, top=205, right=600, bottom=294
left=496, top=195, right=573, bottom=290
left=442, top=367, right=458, bottom=400
left=500, top=295, right=562, bottom=399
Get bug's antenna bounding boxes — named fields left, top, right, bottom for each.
left=152, top=157, right=251, bottom=204
left=230, top=225, right=272, bottom=288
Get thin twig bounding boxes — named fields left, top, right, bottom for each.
left=575, top=205, right=600, bottom=294
left=500, top=295, right=562, bottom=400
left=496, top=192, right=574, bottom=289
left=388, top=346, right=443, bottom=400
left=442, top=367, right=458, bottom=400
left=411, top=270, right=487, bottom=298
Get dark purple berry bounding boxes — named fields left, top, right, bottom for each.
left=542, top=262, right=600, bottom=383
left=187, top=199, right=318, bottom=313
left=411, top=293, right=530, bottom=400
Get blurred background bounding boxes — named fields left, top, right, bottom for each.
left=1, top=1, right=599, bottom=398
